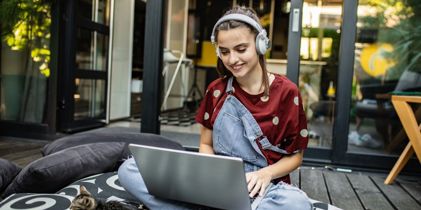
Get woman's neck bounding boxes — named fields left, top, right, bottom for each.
left=236, top=68, right=264, bottom=95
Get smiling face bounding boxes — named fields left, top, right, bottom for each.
left=216, top=26, right=261, bottom=79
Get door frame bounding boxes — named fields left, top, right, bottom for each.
left=57, top=0, right=109, bottom=133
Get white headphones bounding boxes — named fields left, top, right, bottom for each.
left=210, top=13, right=270, bottom=57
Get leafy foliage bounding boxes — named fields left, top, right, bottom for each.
left=0, top=0, right=52, bottom=77
left=360, top=0, right=421, bottom=80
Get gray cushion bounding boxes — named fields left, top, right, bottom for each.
left=1, top=142, right=125, bottom=198
left=0, top=159, right=21, bottom=194
left=42, top=128, right=184, bottom=157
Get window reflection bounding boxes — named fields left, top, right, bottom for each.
left=0, top=1, right=51, bottom=123
left=299, top=0, right=342, bottom=148
left=74, top=79, right=106, bottom=120
left=76, top=29, right=108, bottom=71
left=78, top=0, right=110, bottom=25
left=348, top=0, right=421, bottom=155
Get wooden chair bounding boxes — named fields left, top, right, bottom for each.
left=384, top=95, right=421, bottom=184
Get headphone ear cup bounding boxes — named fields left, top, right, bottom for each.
left=255, top=32, right=269, bottom=55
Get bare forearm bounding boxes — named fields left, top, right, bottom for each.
left=199, top=125, right=214, bottom=154
left=261, top=151, right=303, bottom=180
left=199, top=143, right=214, bottom=154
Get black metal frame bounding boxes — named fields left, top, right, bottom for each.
left=141, top=0, right=166, bottom=134
left=331, top=0, right=358, bottom=163
left=46, top=0, right=60, bottom=135
left=57, top=0, right=76, bottom=131
left=286, top=0, right=303, bottom=84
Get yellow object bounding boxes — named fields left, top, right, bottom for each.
left=327, top=81, right=335, bottom=97
left=360, top=43, right=395, bottom=77
left=195, top=41, right=217, bottom=68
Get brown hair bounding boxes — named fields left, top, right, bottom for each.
left=214, top=6, right=270, bottom=96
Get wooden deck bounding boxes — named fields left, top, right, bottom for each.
left=291, top=167, right=421, bottom=210
left=1, top=137, right=421, bottom=210
left=0, top=137, right=49, bottom=167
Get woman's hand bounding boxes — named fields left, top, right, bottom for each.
left=245, top=169, right=273, bottom=198
left=245, top=151, right=304, bottom=198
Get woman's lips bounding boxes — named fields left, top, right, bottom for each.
left=231, top=64, right=244, bottom=71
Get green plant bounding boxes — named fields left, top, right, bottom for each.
left=0, top=0, right=52, bottom=77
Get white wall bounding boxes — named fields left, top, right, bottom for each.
left=108, top=0, right=135, bottom=120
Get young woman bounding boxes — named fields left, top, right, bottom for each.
left=195, top=6, right=312, bottom=209
left=118, top=6, right=312, bottom=210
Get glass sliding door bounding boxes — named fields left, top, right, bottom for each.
left=58, top=0, right=111, bottom=132
left=347, top=1, right=421, bottom=157
left=298, top=0, right=343, bottom=149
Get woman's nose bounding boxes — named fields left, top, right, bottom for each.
left=228, top=52, right=239, bottom=64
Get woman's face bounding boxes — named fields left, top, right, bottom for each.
left=217, top=26, right=260, bottom=79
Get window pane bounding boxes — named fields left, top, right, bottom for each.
left=74, top=78, right=106, bottom=120
left=76, top=29, right=108, bottom=71
left=78, top=0, right=111, bottom=26
left=0, top=2, right=51, bottom=123
left=348, top=0, right=421, bottom=155
left=299, top=0, right=343, bottom=148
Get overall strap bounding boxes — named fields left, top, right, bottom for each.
left=225, top=76, right=291, bottom=155
left=258, top=137, right=290, bottom=155
left=226, top=77, right=234, bottom=94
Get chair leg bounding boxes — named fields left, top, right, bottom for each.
left=384, top=143, right=414, bottom=184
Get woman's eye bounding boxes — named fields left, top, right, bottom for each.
left=237, top=48, right=246, bottom=53
left=220, top=50, right=229, bottom=55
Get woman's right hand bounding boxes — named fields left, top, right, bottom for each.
left=246, top=169, right=273, bottom=198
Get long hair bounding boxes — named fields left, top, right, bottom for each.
left=214, top=6, right=270, bottom=96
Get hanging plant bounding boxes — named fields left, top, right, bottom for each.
left=0, top=0, right=52, bottom=77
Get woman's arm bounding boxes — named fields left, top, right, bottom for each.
left=246, top=151, right=304, bottom=197
left=199, top=125, right=214, bottom=154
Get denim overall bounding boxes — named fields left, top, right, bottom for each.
left=118, top=77, right=312, bottom=210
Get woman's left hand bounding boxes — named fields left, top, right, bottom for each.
left=245, top=169, right=273, bottom=198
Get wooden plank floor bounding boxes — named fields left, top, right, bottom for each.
left=1, top=137, right=421, bottom=210
left=0, top=137, right=49, bottom=167
left=291, top=167, right=421, bottom=210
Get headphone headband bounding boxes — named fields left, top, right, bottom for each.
left=211, top=13, right=270, bottom=56
left=210, top=14, right=264, bottom=43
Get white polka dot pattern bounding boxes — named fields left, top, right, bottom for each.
left=213, top=90, right=221, bottom=98
left=272, top=116, right=279, bottom=125
left=300, top=129, right=308, bottom=137
left=293, top=96, right=299, bottom=105
left=260, top=95, right=269, bottom=102
left=204, top=112, right=209, bottom=120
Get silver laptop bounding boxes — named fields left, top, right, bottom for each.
left=128, top=144, right=252, bottom=210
